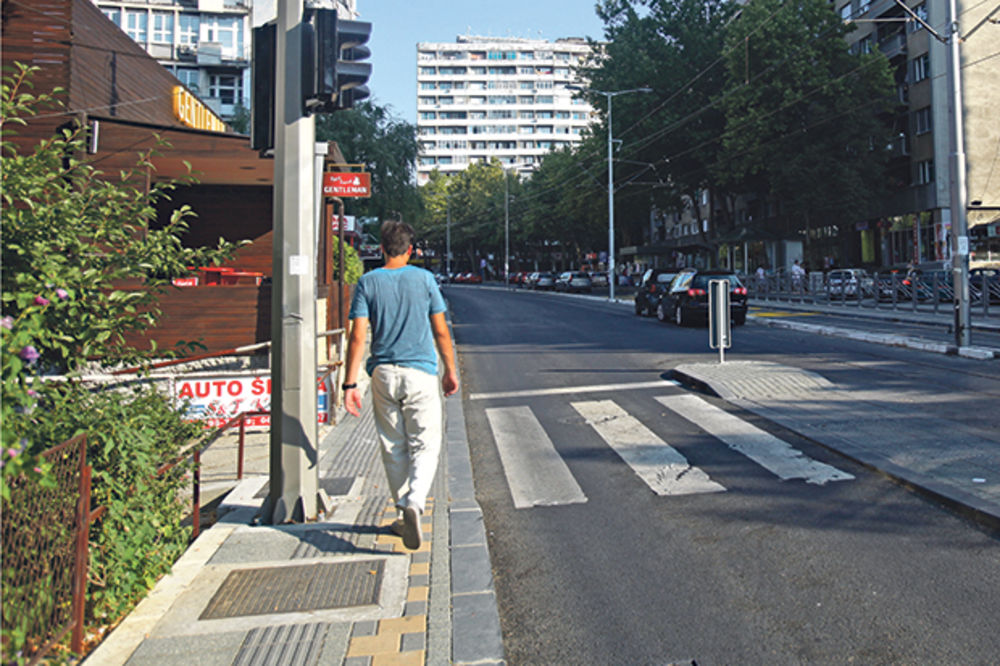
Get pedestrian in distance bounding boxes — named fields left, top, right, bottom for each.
left=343, top=220, right=459, bottom=550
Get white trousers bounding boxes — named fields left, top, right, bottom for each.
left=370, top=364, right=443, bottom=514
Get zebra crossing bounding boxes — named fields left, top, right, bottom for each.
left=481, top=391, right=854, bottom=509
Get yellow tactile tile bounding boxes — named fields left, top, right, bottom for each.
left=407, top=585, right=429, bottom=603
left=372, top=651, right=424, bottom=666
left=409, top=562, right=430, bottom=576
left=346, top=633, right=401, bottom=657
left=379, top=615, right=426, bottom=634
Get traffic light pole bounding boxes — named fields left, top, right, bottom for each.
left=265, top=0, right=319, bottom=524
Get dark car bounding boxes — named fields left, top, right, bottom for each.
left=659, top=270, right=748, bottom=326
left=634, top=268, right=680, bottom=316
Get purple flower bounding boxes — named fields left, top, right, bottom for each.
left=19, top=345, right=40, bottom=363
left=6, top=448, right=19, bottom=458
left=34, top=296, right=50, bottom=306
left=1, top=316, right=12, bottom=330
left=55, top=288, right=69, bottom=300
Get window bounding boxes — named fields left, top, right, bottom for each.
left=536, top=95, right=554, bottom=104
left=914, top=107, right=932, bottom=134
left=174, top=67, right=199, bottom=92
left=102, top=8, right=121, bottom=26
left=125, top=10, right=147, bottom=43
left=859, top=0, right=870, bottom=13
left=420, top=82, right=436, bottom=90
left=209, top=73, right=243, bottom=107
left=916, top=159, right=934, bottom=185
left=840, top=3, right=852, bottom=21
left=419, top=111, right=437, bottom=120
left=419, top=67, right=436, bottom=75
left=911, top=53, right=930, bottom=82
left=179, top=14, right=199, bottom=45
left=418, top=97, right=435, bottom=105
left=520, top=110, right=534, bottom=119
left=203, top=15, right=243, bottom=57
left=152, top=12, right=173, bottom=44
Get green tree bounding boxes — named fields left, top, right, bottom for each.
left=717, top=0, right=896, bottom=254
left=586, top=0, right=739, bottom=244
left=316, top=101, right=422, bottom=223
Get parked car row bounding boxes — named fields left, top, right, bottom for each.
left=634, top=268, right=748, bottom=327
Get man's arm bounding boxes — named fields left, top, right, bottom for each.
left=430, top=311, right=459, bottom=397
left=343, top=316, right=369, bottom=417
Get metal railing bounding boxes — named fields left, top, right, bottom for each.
left=1, top=434, right=99, bottom=663
left=749, top=271, right=998, bottom=318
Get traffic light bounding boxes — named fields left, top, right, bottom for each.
left=304, top=9, right=372, bottom=113
left=250, top=22, right=276, bottom=152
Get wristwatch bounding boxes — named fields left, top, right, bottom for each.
left=342, top=382, right=357, bottom=391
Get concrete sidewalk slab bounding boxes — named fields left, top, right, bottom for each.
left=672, top=360, right=1000, bottom=532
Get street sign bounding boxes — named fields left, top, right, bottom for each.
left=323, top=171, right=371, bottom=197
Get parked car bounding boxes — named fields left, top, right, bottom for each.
left=971, top=268, right=1000, bottom=304
left=877, top=265, right=933, bottom=301
left=532, top=272, right=556, bottom=290
left=826, top=268, right=874, bottom=299
left=659, top=269, right=748, bottom=326
left=555, top=271, right=593, bottom=293
left=589, top=271, right=609, bottom=287
left=634, top=268, right=680, bottom=316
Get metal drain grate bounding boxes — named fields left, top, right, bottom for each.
left=254, top=476, right=355, bottom=499
left=199, top=560, right=384, bottom=620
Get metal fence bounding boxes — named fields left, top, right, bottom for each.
left=2, top=434, right=95, bottom=664
left=749, top=271, right=999, bottom=318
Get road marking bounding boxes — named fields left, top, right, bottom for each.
left=749, top=310, right=821, bottom=318
left=572, top=400, right=726, bottom=496
left=469, top=379, right=680, bottom=401
left=485, top=406, right=588, bottom=509
left=656, top=394, right=854, bottom=485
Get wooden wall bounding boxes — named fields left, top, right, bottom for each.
left=122, top=285, right=271, bottom=356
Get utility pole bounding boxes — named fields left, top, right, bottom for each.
left=946, top=0, right=971, bottom=347
left=446, top=198, right=451, bottom=277
left=266, top=0, right=319, bottom=524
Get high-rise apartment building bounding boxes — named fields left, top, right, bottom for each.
left=415, top=35, right=596, bottom=185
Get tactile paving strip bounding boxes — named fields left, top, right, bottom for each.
left=199, top=560, right=384, bottom=620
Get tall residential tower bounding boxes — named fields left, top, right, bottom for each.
left=415, top=35, right=596, bottom=185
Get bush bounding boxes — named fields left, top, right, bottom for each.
left=1, top=63, right=234, bottom=659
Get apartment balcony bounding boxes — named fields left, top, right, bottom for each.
left=878, top=32, right=907, bottom=60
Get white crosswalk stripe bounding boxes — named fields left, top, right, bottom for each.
left=485, top=406, right=588, bottom=509
left=482, top=394, right=854, bottom=509
left=655, top=394, right=854, bottom=485
left=572, top=400, right=725, bottom=496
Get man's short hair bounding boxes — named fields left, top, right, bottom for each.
left=381, top=220, right=415, bottom=258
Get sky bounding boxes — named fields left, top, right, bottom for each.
left=356, top=0, right=608, bottom=123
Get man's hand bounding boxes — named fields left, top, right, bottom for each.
left=344, top=387, right=362, bottom=417
left=441, top=370, right=459, bottom=397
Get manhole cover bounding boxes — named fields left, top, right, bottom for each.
left=199, top=560, right=384, bottom=620
left=255, top=476, right=354, bottom=499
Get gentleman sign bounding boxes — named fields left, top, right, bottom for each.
left=323, top=172, right=371, bottom=197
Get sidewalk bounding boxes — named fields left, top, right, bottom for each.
left=84, top=373, right=505, bottom=665
left=671, top=360, right=1000, bottom=533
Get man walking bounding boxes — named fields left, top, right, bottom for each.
left=343, top=221, right=459, bottom=550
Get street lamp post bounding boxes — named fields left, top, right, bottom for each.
left=584, top=87, right=653, bottom=302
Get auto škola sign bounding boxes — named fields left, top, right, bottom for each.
left=175, top=373, right=331, bottom=428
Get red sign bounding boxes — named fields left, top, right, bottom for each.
left=323, top=172, right=371, bottom=197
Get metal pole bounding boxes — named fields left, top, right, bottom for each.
left=505, top=170, right=510, bottom=289
left=947, top=0, right=971, bottom=347
left=607, top=92, right=616, bottom=303
left=266, top=0, right=318, bottom=523
left=446, top=198, right=451, bottom=277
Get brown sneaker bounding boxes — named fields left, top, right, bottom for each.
left=401, top=506, right=422, bottom=550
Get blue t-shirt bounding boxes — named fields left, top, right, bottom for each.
left=349, top=265, right=447, bottom=376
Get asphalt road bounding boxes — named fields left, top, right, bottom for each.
left=445, top=284, right=1000, bottom=665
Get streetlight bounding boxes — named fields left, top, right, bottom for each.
left=569, top=85, right=653, bottom=301
left=504, top=163, right=533, bottom=289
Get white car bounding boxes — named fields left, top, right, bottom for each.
left=555, top=271, right=593, bottom=293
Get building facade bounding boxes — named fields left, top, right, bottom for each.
left=415, top=35, right=596, bottom=185
left=90, top=0, right=358, bottom=124
left=828, top=0, right=998, bottom=268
